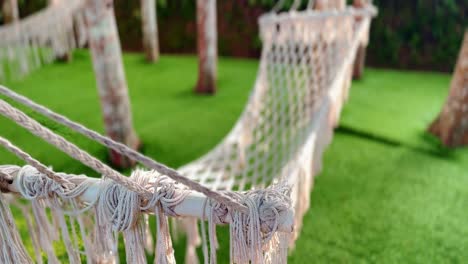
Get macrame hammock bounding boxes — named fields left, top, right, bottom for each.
left=0, top=1, right=376, bottom=263
left=0, top=0, right=86, bottom=81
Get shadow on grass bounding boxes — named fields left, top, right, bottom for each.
left=174, top=87, right=218, bottom=99
left=336, top=125, right=459, bottom=161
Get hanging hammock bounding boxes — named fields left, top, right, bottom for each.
left=0, top=0, right=87, bottom=81
left=0, top=3, right=377, bottom=264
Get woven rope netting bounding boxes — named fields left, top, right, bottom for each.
left=0, top=0, right=86, bottom=81
left=180, top=6, right=374, bottom=233
left=0, top=2, right=376, bottom=264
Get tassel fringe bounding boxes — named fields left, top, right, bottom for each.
left=0, top=167, right=293, bottom=264
left=0, top=194, right=33, bottom=264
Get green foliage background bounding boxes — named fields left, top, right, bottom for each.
left=7, top=0, right=468, bottom=72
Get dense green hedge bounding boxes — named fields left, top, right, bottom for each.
left=115, top=0, right=468, bottom=72
left=6, top=0, right=468, bottom=72
left=367, top=0, right=466, bottom=71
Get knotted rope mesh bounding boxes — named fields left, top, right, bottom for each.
left=0, top=3, right=376, bottom=264
left=179, top=7, right=374, bottom=225
left=0, top=0, right=87, bottom=81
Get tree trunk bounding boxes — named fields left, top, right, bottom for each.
left=141, top=0, right=159, bottom=62
left=353, top=44, right=366, bottom=79
left=314, top=0, right=346, bottom=10
left=2, top=0, right=18, bottom=23
left=330, top=0, right=346, bottom=10
left=428, top=30, right=468, bottom=147
left=195, top=0, right=217, bottom=94
left=48, top=0, right=73, bottom=62
left=314, top=0, right=328, bottom=10
left=47, top=0, right=59, bottom=5
left=352, top=0, right=368, bottom=80
left=84, top=0, right=140, bottom=168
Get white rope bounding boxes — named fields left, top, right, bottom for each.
left=0, top=3, right=377, bottom=263
left=0, top=87, right=249, bottom=212
left=0, top=193, right=33, bottom=264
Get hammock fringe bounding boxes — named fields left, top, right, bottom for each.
left=0, top=3, right=376, bottom=263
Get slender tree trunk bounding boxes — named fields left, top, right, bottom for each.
left=314, top=0, right=346, bottom=10
left=428, top=31, right=468, bottom=147
left=141, top=0, right=159, bottom=62
left=2, top=0, right=18, bottom=23
left=331, top=0, right=346, bottom=10
left=313, top=0, right=328, bottom=10
left=352, top=0, right=368, bottom=79
left=84, top=0, right=140, bottom=168
left=195, top=0, right=217, bottom=94
left=353, top=45, right=366, bottom=79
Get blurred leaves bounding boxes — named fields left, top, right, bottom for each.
left=368, top=0, right=466, bottom=71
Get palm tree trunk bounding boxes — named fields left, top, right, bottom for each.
left=84, top=0, right=140, bottom=168
left=195, top=0, right=217, bottom=94
left=428, top=30, right=468, bottom=147
left=141, top=0, right=159, bottom=62
left=2, top=0, right=18, bottom=23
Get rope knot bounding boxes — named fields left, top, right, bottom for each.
left=16, top=165, right=68, bottom=199
left=98, top=169, right=189, bottom=231
left=215, top=183, right=292, bottom=263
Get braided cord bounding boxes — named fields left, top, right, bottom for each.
left=0, top=136, right=67, bottom=185
left=0, top=98, right=151, bottom=196
left=0, top=92, right=248, bottom=212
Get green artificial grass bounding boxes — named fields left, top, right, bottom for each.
left=1, top=50, right=468, bottom=263
left=0, top=51, right=257, bottom=174
left=340, top=69, right=455, bottom=150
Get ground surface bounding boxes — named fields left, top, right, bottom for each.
left=1, top=50, right=467, bottom=263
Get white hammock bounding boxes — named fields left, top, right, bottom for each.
left=0, top=4, right=376, bottom=264
left=0, top=0, right=86, bottom=81
left=180, top=5, right=375, bottom=238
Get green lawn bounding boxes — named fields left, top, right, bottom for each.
left=1, top=50, right=468, bottom=263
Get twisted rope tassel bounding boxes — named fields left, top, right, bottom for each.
left=98, top=178, right=147, bottom=263
left=6, top=195, right=43, bottom=263
left=98, top=170, right=189, bottom=263
left=154, top=204, right=176, bottom=264
left=31, top=199, right=61, bottom=264
left=200, top=199, right=220, bottom=264
left=93, top=205, right=119, bottom=263
left=0, top=193, right=33, bottom=264
left=14, top=165, right=97, bottom=263
left=228, top=184, right=291, bottom=264
left=143, top=172, right=188, bottom=264
left=0, top=134, right=89, bottom=263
